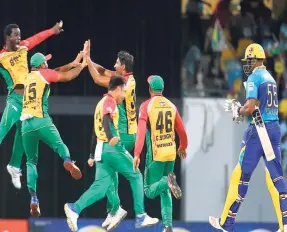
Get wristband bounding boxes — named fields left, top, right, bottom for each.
left=237, top=106, right=242, bottom=115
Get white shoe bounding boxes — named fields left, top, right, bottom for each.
left=107, top=207, right=127, bottom=231
left=7, top=165, right=22, bottom=189
left=64, top=203, right=79, bottom=232
left=208, top=216, right=228, bottom=232
left=102, top=213, right=113, bottom=228
left=135, top=213, right=159, bottom=228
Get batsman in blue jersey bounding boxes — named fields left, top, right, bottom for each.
left=209, top=43, right=287, bottom=232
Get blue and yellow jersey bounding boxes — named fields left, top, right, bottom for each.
left=246, top=66, right=279, bottom=123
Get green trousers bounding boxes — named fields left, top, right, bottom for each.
left=22, top=117, right=70, bottom=192
left=144, top=152, right=175, bottom=227
left=105, top=133, right=136, bottom=215
left=0, top=92, right=24, bottom=168
left=75, top=141, right=145, bottom=215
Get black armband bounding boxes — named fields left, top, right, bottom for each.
left=103, top=114, right=113, bottom=141
left=90, top=131, right=97, bottom=158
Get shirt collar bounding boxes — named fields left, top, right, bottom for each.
left=252, top=65, right=266, bottom=73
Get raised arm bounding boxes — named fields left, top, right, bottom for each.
left=87, top=57, right=111, bottom=87
left=21, top=21, right=63, bottom=51
left=58, top=62, right=86, bottom=82
left=54, top=52, right=84, bottom=72
left=91, top=61, right=113, bottom=77
left=84, top=40, right=113, bottom=88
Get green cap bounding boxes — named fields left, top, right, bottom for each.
left=147, top=75, right=164, bottom=92
left=30, top=53, right=52, bottom=68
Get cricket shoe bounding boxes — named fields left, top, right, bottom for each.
left=163, top=226, right=173, bottom=232
left=208, top=216, right=228, bottom=232
left=102, top=213, right=112, bottom=228
left=107, top=207, right=127, bottom=231
left=64, top=203, right=79, bottom=232
left=30, top=196, right=41, bottom=217
left=135, top=213, right=159, bottom=228
left=64, top=161, right=82, bottom=180
left=168, top=172, right=182, bottom=199
left=7, top=165, right=22, bottom=189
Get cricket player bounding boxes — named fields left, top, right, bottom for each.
left=21, top=52, right=86, bottom=217
left=0, top=22, right=63, bottom=189
left=64, top=76, right=159, bottom=232
left=133, top=75, right=188, bottom=232
left=86, top=40, right=136, bottom=227
left=209, top=43, right=287, bottom=232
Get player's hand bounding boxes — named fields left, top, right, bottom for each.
left=133, top=156, right=140, bottom=172
left=83, top=40, right=90, bottom=58
left=178, top=149, right=187, bottom=159
left=230, top=100, right=243, bottom=124
left=80, top=57, right=88, bottom=69
left=109, top=136, right=120, bottom=146
left=87, top=158, right=95, bottom=167
left=224, top=99, right=234, bottom=112
left=224, top=99, right=241, bottom=111
left=71, top=52, right=83, bottom=67
left=224, top=99, right=243, bottom=124
left=52, top=20, right=64, bottom=35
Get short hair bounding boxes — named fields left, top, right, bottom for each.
left=117, top=51, right=134, bottom=72
left=108, top=75, right=125, bottom=91
left=4, top=24, right=19, bottom=38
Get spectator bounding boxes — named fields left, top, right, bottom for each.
left=182, top=37, right=201, bottom=89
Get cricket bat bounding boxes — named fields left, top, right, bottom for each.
left=243, top=82, right=276, bottom=161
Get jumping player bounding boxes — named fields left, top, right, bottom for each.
left=86, top=40, right=136, bottom=228
left=133, top=75, right=188, bottom=232
left=64, top=76, right=159, bottom=232
left=0, top=22, right=63, bottom=189
left=209, top=43, right=287, bottom=232
left=21, top=52, right=86, bottom=217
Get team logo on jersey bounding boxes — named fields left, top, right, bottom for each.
left=248, top=82, right=254, bottom=91
left=159, top=100, right=166, bottom=106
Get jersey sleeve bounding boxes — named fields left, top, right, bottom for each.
left=246, top=73, right=259, bottom=100
left=39, top=69, right=60, bottom=84
left=102, top=97, right=117, bottom=117
left=134, top=101, right=149, bottom=157
left=174, top=108, right=188, bottom=150
left=20, top=29, right=55, bottom=51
